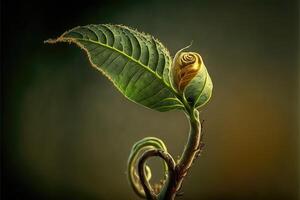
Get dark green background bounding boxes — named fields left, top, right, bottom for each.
left=2, top=0, right=299, bottom=199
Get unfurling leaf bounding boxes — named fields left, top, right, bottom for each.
left=45, top=24, right=184, bottom=112
left=172, top=47, right=213, bottom=109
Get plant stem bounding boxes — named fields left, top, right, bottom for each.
left=177, top=109, right=201, bottom=189
left=158, top=108, right=201, bottom=200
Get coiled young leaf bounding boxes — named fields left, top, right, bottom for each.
left=172, top=46, right=213, bottom=109
left=46, top=24, right=184, bottom=111
left=183, top=55, right=213, bottom=108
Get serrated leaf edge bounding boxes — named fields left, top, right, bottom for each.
left=45, top=24, right=184, bottom=111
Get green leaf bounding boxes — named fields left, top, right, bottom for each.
left=45, top=24, right=184, bottom=112
left=184, top=61, right=213, bottom=108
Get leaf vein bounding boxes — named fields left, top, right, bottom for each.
left=73, top=38, right=176, bottom=96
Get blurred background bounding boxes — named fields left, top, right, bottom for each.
left=1, top=0, right=299, bottom=199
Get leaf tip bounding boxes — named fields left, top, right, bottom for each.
left=44, top=38, right=57, bottom=44
left=44, top=37, right=61, bottom=44
left=44, top=35, right=68, bottom=44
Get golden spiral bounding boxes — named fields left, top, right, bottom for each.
left=173, top=52, right=202, bottom=91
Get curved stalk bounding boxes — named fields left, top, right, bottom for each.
left=175, top=108, right=201, bottom=195
left=127, top=137, right=169, bottom=198
left=138, top=150, right=176, bottom=200
left=157, top=108, right=201, bottom=200
left=128, top=105, right=202, bottom=200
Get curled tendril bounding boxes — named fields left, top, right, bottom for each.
left=127, top=137, right=175, bottom=199
left=138, top=149, right=176, bottom=200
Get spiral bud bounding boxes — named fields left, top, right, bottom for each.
left=172, top=46, right=213, bottom=108
left=173, top=52, right=202, bottom=91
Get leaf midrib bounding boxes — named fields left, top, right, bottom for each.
left=73, top=37, right=180, bottom=98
